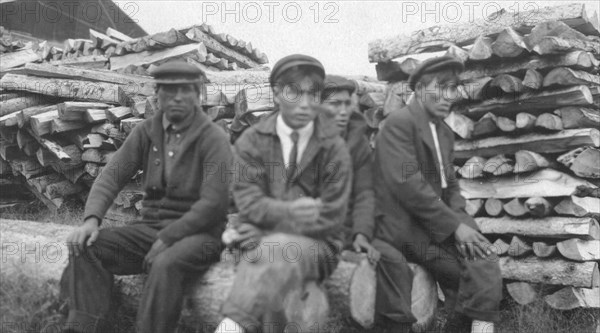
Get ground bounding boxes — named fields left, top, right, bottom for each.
left=1, top=203, right=599, bottom=333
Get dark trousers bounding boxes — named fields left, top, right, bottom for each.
left=402, top=238, right=502, bottom=322
left=59, top=221, right=221, bottom=333
left=220, top=233, right=338, bottom=333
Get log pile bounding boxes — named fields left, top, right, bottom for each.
left=369, top=3, right=600, bottom=310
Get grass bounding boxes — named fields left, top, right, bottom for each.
left=1, top=205, right=599, bottom=332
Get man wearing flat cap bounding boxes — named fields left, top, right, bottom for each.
left=216, top=55, right=352, bottom=333
left=59, top=61, right=233, bottom=333
left=373, top=56, right=502, bottom=333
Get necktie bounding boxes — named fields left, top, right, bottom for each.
left=287, top=131, right=299, bottom=181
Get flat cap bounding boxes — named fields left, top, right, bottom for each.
left=324, top=75, right=356, bottom=94
left=269, top=54, right=325, bottom=87
left=150, top=61, right=205, bottom=85
left=408, top=56, right=464, bottom=91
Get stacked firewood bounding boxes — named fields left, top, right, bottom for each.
left=369, top=3, right=600, bottom=310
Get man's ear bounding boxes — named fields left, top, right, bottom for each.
left=272, top=86, right=281, bottom=105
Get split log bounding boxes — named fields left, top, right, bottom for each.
left=516, top=113, right=537, bottom=130
left=491, top=27, right=528, bottom=58
left=496, top=117, right=516, bottom=133
left=91, top=123, right=127, bottom=141
left=85, top=109, right=108, bottom=123
left=533, top=242, right=558, bottom=258
left=51, top=119, right=87, bottom=134
left=145, top=96, right=158, bottom=119
left=110, top=43, right=208, bottom=71
left=465, top=199, right=484, bottom=217
left=543, top=67, right=600, bottom=88
left=145, top=28, right=189, bottom=50
left=445, top=44, right=470, bottom=63
left=483, top=154, right=514, bottom=176
left=460, top=169, right=597, bottom=199
left=0, top=94, right=50, bottom=117
left=533, top=36, right=600, bottom=55
left=460, top=51, right=599, bottom=81
left=234, top=84, right=274, bottom=113
left=499, top=256, right=599, bottom=288
left=0, top=48, right=40, bottom=72
left=469, top=36, right=493, bottom=61
left=557, top=147, right=600, bottom=178
left=85, top=162, right=102, bottom=178
left=555, top=196, right=600, bottom=219
left=555, top=107, right=600, bottom=129
left=475, top=216, right=599, bottom=240
left=492, top=238, right=510, bottom=256
left=535, top=113, right=564, bottom=131
left=484, top=198, right=504, bottom=217
left=368, top=3, right=599, bottom=62
left=30, top=110, right=58, bottom=136
left=0, top=74, right=128, bottom=105
left=503, top=198, right=529, bottom=217
left=106, top=27, right=133, bottom=42
left=89, top=29, right=119, bottom=49
left=29, top=135, right=73, bottom=162
left=545, top=287, right=600, bottom=310
left=507, top=282, right=538, bottom=305
left=458, top=156, right=487, bottom=179
left=472, top=113, right=498, bottom=138
left=120, top=118, right=144, bottom=135
left=16, top=105, right=57, bottom=128
left=462, top=77, right=493, bottom=101
left=27, top=173, right=63, bottom=193
left=351, top=80, right=386, bottom=95
left=454, top=128, right=600, bottom=159
left=453, top=85, right=594, bottom=118
left=81, top=149, right=115, bottom=164
left=508, top=236, right=533, bottom=257
left=82, top=134, right=117, bottom=150
left=57, top=102, right=112, bottom=121
left=106, top=106, right=132, bottom=122
left=16, top=129, right=40, bottom=156
left=557, top=239, right=599, bottom=262
left=50, top=55, right=108, bottom=69
left=489, top=74, right=523, bottom=94
left=185, top=26, right=260, bottom=69
left=525, top=197, right=554, bottom=217
left=522, top=69, right=544, bottom=90
left=526, top=20, right=591, bottom=50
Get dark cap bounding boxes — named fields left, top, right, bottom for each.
left=408, top=56, right=464, bottom=91
left=324, top=75, right=356, bottom=94
left=269, top=54, right=325, bottom=87
left=150, top=61, right=205, bottom=85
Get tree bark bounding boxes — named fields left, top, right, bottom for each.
left=475, top=216, right=600, bottom=240
left=499, top=256, right=599, bottom=288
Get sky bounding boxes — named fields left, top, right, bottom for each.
left=123, top=0, right=599, bottom=77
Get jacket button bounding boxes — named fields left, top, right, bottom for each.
left=152, top=146, right=158, bottom=152
left=154, top=159, right=160, bottom=165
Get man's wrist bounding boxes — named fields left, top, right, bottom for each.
left=83, top=216, right=100, bottom=227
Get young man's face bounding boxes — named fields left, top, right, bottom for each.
left=322, top=90, right=352, bottom=131
left=275, top=76, right=322, bottom=129
left=157, top=83, right=199, bottom=124
left=419, top=75, right=460, bottom=120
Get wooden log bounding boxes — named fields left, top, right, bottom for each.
left=499, top=256, right=599, bottom=288
left=557, top=147, right=600, bottom=178
left=105, top=106, right=132, bottom=122
left=534, top=36, right=600, bottom=55
left=460, top=169, right=597, bottom=199
left=462, top=77, right=493, bottom=101
left=51, top=119, right=88, bottom=134
left=533, top=241, right=558, bottom=258
left=84, top=109, right=108, bottom=123
left=492, top=238, right=510, bottom=256
left=503, top=198, right=529, bottom=217
left=544, top=68, right=600, bottom=89
left=453, top=85, right=594, bottom=118
left=82, top=149, right=115, bottom=164
left=185, top=27, right=260, bottom=69
left=535, top=113, right=564, bottom=131
left=89, top=29, right=119, bottom=49
left=84, top=162, right=102, bottom=178
left=15, top=105, right=56, bottom=128
left=29, top=110, right=58, bottom=136
left=472, top=113, right=498, bottom=138
left=465, top=199, right=484, bottom=217
left=545, top=287, right=600, bottom=310
left=234, top=84, right=274, bottom=114
left=16, top=129, right=40, bottom=156
left=145, top=96, right=158, bottom=119
left=106, top=27, right=133, bottom=42
left=475, top=216, right=599, bottom=240
left=555, top=196, right=600, bottom=219
left=120, top=118, right=144, bottom=135
left=489, top=74, right=523, bottom=94
left=508, top=236, right=533, bottom=257
left=469, top=36, right=494, bottom=61
left=557, top=239, right=600, bottom=261
left=82, top=134, right=117, bottom=150
left=491, top=27, right=528, bottom=58
left=454, top=128, right=600, bottom=159
left=525, top=197, right=554, bottom=217
left=507, top=282, right=538, bottom=305
left=368, top=3, right=600, bottom=62
left=445, top=44, right=470, bottom=63
left=460, top=51, right=599, bottom=81
left=91, top=123, right=127, bottom=142
left=484, top=198, right=504, bottom=217
left=515, top=150, right=552, bottom=173
left=350, top=80, right=386, bottom=95
left=110, top=43, right=208, bottom=71
left=522, top=69, right=544, bottom=90
left=516, top=113, right=537, bottom=130
left=0, top=94, right=50, bottom=117
left=458, top=156, right=486, bottom=179
left=555, top=107, right=600, bottom=129
left=57, top=102, right=112, bottom=121
left=0, top=48, right=40, bottom=72
left=49, top=55, right=108, bottom=69
left=206, top=105, right=234, bottom=121
left=0, top=74, right=128, bottom=105
left=496, top=116, right=516, bottom=133
left=483, top=154, right=514, bottom=176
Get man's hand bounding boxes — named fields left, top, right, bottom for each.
left=66, top=217, right=100, bottom=256
left=288, top=197, right=322, bottom=224
left=353, top=234, right=381, bottom=265
left=454, top=223, right=493, bottom=260
left=235, top=223, right=263, bottom=250
left=143, top=239, right=169, bottom=272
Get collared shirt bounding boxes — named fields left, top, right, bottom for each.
left=162, top=113, right=195, bottom=184
left=276, top=114, right=314, bottom=166
left=429, top=121, right=448, bottom=189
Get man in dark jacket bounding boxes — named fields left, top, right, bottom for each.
left=322, top=75, right=416, bottom=332
left=216, top=55, right=352, bottom=333
left=373, top=56, right=502, bottom=333
left=59, top=61, right=233, bottom=333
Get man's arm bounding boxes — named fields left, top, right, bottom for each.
left=83, top=124, right=145, bottom=224
left=157, top=130, right=233, bottom=245
left=350, top=139, right=375, bottom=241
left=376, top=113, right=462, bottom=243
